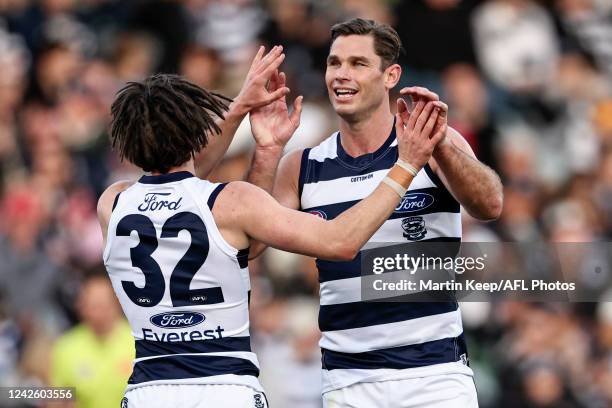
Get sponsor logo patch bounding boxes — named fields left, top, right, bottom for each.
left=138, top=192, right=183, bottom=212
left=150, top=312, right=205, bottom=329
left=351, top=174, right=374, bottom=183
left=395, top=192, right=434, bottom=214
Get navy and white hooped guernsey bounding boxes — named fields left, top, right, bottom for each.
left=299, top=128, right=473, bottom=393
left=103, top=172, right=261, bottom=393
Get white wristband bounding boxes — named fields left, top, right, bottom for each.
left=396, top=159, right=419, bottom=177
left=382, top=176, right=407, bottom=198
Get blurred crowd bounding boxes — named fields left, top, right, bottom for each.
left=0, top=0, right=611, bottom=407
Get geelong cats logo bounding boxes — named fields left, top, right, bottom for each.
left=402, top=216, right=427, bottom=241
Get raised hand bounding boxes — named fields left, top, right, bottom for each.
left=249, top=69, right=303, bottom=150
left=399, top=86, right=439, bottom=105
left=395, top=100, right=447, bottom=170
left=398, top=86, right=449, bottom=148
left=232, top=45, right=290, bottom=116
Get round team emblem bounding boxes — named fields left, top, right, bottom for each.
left=401, top=216, right=427, bottom=241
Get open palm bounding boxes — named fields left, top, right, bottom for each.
left=250, top=70, right=303, bottom=150
left=398, top=86, right=449, bottom=147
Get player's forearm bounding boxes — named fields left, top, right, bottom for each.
left=244, top=145, right=283, bottom=260
left=433, top=139, right=503, bottom=220
left=325, top=171, right=413, bottom=260
left=195, top=100, right=247, bottom=177
left=245, top=145, right=283, bottom=193
left=245, top=148, right=281, bottom=260
left=264, top=183, right=402, bottom=261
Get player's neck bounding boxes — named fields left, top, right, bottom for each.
left=338, top=106, right=394, bottom=157
left=149, top=160, right=196, bottom=176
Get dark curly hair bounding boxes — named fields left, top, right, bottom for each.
left=110, top=74, right=231, bottom=173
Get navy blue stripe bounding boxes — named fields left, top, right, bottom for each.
left=135, top=336, right=252, bottom=359
left=304, top=150, right=397, bottom=184
left=298, top=148, right=311, bottom=204
left=207, top=183, right=227, bottom=210
left=304, top=199, right=359, bottom=220
left=336, top=120, right=396, bottom=167
left=319, top=300, right=458, bottom=332
left=112, top=192, right=122, bottom=211
left=303, top=188, right=459, bottom=220
left=317, top=238, right=462, bottom=284
left=317, top=257, right=361, bottom=283
left=237, top=247, right=249, bottom=268
left=139, top=171, right=195, bottom=184
left=322, top=334, right=467, bottom=370
left=423, top=163, right=443, bottom=188
left=128, top=355, right=259, bottom=384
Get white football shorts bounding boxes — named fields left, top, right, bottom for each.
left=122, top=384, right=269, bottom=408
left=322, top=373, right=478, bottom=408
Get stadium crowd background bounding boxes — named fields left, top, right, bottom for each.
left=0, top=0, right=612, bottom=407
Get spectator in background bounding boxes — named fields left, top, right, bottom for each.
left=125, top=0, right=190, bottom=73
left=0, top=1, right=611, bottom=406
left=0, top=290, right=21, bottom=388
left=256, top=297, right=322, bottom=408
left=49, top=273, right=133, bottom=408
left=394, top=0, right=478, bottom=91
left=441, top=63, right=498, bottom=167
left=472, top=0, right=560, bottom=96
left=112, top=31, right=161, bottom=83
left=260, top=0, right=336, bottom=99
left=179, top=45, right=223, bottom=90
left=0, top=182, right=63, bottom=332
left=0, top=25, right=29, bottom=192
left=554, top=0, right=612, bottom=77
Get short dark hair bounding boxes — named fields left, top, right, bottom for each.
left=110, top=74, right=231, bottom=173
left=330, top=18, right=402, bottom=69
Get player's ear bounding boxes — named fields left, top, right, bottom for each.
left=384, top=63, right=401, bottom=90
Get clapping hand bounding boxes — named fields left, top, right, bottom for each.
left=398, top=86, right=449, bottom=148
left=395, top=99, right=447, bottom=170
left=233, top=46, right=291, bottom=116
left=249, top=68, right=303, bottom=150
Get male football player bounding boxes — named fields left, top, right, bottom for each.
left=97, top=45, right=446, bottom=407
left=247, top=19, right=503, bottom=407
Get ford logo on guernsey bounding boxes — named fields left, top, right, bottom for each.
left=150, top=312, right=205, bottom=329
left=395, top=192, right=434, bottom=213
